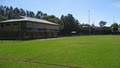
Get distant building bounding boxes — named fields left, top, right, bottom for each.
left=94, top=27, right=112, bottom=35
left=0, top=16, right=59, bottom=39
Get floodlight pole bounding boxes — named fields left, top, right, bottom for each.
left=93, top=21, right=95, bottom=35
left=88, top=10, right=91, bottom=35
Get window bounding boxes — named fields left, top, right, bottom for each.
left=51, top=29, right=59, bottom=32
left=27, top=27, right=32, bottom=30
left=14, top=23, right=18, bottom=25
left=0, top=24, right=4, bottom=28
left=6, top=23, right=10, bottom=26
left=40, top=33, right=43, bottom=36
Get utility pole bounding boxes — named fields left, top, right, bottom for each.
left=88, top=10, right=91, bottom=35
left=93, top=21, right=95, bottom=35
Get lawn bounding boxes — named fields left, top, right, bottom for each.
left=0, top=35, right=120, bottom=68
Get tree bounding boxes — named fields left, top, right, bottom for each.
left=43, top=15, right=64, bottom=32
left=36, top=11, right=43, bottom=19
left=99, top=21, right=107, bottom=27
left=0, top=16, right=6, bottom=21
left=19, top=8, right=26, bottom=16
left=61, top=14, right=79, bottom=35
left=119, top=24, right=120, bottom=27
left=0, top=6, right=4, bottom=16
left=29, top=11, right=35, bottom=17
left=111, top=23, right=119, bottom=32
left=43, top=13, right=47, bottom=16
left=26, top=10, right=29, bottom=17
left=7, top=6, right=15, bottom=19
left=14, top=7, right=20, bottom=17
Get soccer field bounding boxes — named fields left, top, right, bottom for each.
left=0, top=35, right=120, bottom=68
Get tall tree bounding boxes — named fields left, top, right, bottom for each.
left=36, top=11, right=43, bottom=19
left=43, top=15, right=64, bottom=32
left=0, top=16, right=6, bottom=21
left=0, top=6, right=4, bottom=16
left=99, top=21, right=107, bottom=27
left=111, top=23, right=119, bottom=32
left=61, top=14, right=79, bottom=35
left=13, top=7, right=20, bottom=18
left=29, top=11, right=35, bottom=17
left=7, top=6, right=14, bottom=19
left=19, top=8, right=26, bottom=16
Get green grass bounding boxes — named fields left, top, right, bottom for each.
left=0, top=35, right=120, bottom=68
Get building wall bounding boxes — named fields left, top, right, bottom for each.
left=0, top=22, right=20, bottom=32
left=0, top=21, right=59, bottom=39
left=0, top=21, right=26, bottom=39
left=24, top=21, right=59, bottom=39
left=26, top=21, right=59, bottom=32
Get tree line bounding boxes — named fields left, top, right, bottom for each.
left=0, top=5, right=120, bottom=36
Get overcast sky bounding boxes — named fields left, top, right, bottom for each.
left=0, top=0, right=120, bottom=26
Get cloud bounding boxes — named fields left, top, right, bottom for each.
left=113, top=1, right=120, bottom=8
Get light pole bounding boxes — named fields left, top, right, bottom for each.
left=88, top=10, right=91, bottom=35
left=93, top=21, right=95, bottom=35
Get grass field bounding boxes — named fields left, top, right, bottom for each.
left=0, top=35, right=120, bottom=68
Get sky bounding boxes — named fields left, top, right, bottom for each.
left=0, top=0, right=120, bottom=26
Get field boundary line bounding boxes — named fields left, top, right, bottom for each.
left=0, top=57, right=81, bottom=68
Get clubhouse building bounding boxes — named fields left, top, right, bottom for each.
left=0, top=16, right=59, bottom=39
